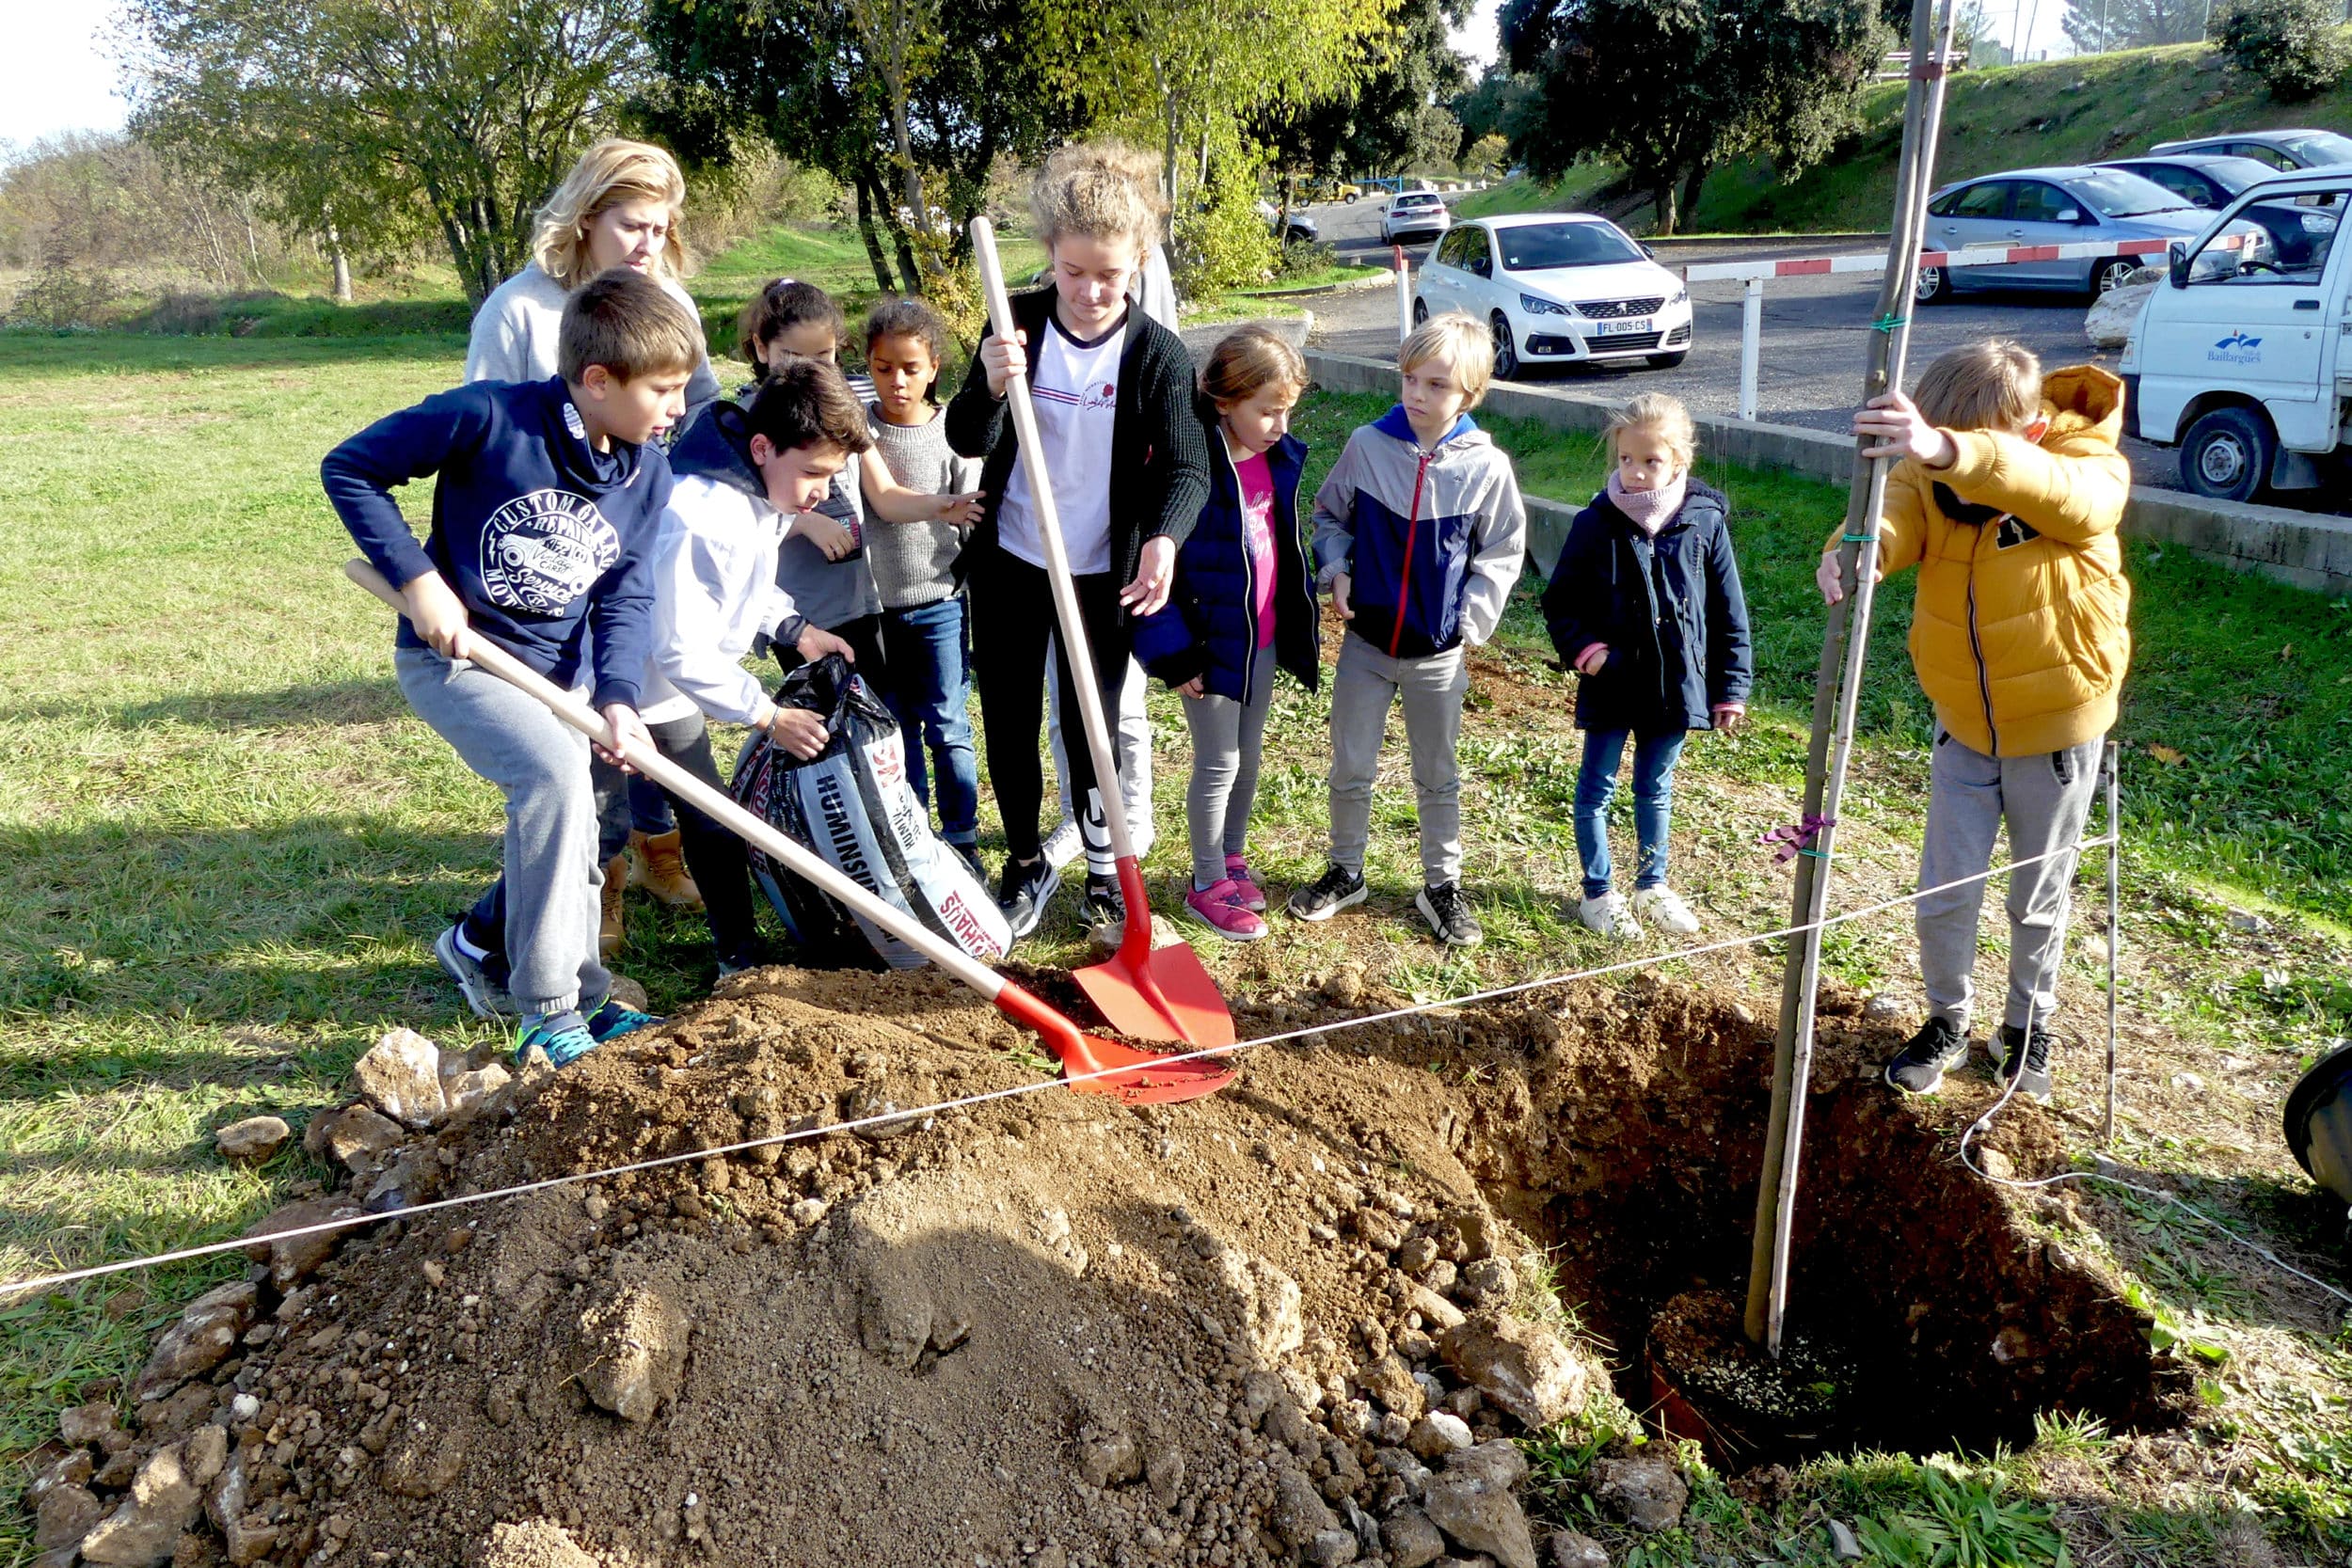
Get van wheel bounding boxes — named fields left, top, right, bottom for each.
left=2181, top=406, right=2274, bottom=502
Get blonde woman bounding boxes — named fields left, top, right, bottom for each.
left=461, top=138, right=720, bottom=972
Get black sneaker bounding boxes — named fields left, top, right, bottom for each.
left=1884, top=1015, right=1969, bottom=1095
left=996, top=856, right=1059, bottom=940
left=1416, top=881, right=1484, bottom=948
left=1081, top=874, right=1125, bottom=946
left=1287, top=864, right=1368, bottom=922
left=1995, top=1023, right=2055, bottom=1104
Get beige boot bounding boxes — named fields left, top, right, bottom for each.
left=628, top=828, right=705, bottom=911
left=599, top=852, right=628, bottom=958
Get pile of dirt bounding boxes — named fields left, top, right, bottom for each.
left=23, top=966, right=2190, bottom=1568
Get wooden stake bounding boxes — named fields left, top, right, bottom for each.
left=1742, top=0, right=1958, bottom=1355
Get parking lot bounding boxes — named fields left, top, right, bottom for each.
left=1295, top=195, right=2201, bottom=497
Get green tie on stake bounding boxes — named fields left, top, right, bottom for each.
left=1742, top=0, right=1961, bottom=1357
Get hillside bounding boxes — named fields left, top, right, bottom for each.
left=1461, top=40, right=2352, bottom=234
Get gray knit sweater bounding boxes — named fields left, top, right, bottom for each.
left=864, top=403, right=977, bottom=610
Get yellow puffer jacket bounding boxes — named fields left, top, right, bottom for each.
left=1853, top=365, right=2133, bottom=758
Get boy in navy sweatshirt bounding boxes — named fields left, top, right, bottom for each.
left=323, top=269, right=700, bottom=1066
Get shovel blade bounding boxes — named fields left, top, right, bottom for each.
left=1074, top=937, right=1239, bottom=1048
left=1060, top=1033, right=1236, bottom=1105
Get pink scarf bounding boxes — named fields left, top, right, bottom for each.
left=1607, top=470, right=1688, bottom=535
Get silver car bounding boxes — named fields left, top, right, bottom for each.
left=1917, top=165, right=2268, bottom=302
left=2150, top=128, right=2352, bottom=171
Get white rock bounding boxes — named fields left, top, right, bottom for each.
left=355, top=1028, right=448, bottom=1129
left=2083, top=277, right=2157, bottom=350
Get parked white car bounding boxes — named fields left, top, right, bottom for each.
left=1414, top=213, right=1693, bottom=378
left=1380, top=191, right=1452, bottom=245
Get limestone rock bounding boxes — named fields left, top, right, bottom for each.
left=1354, top=1208, right=1408, bottom=1252
left=242, top=1197, right=362, bottom=1290
left=382, top=1427, right=468, bottom=1497
left=223, top=1517, right=279, bottom=1567
left=575, top=1283, right=688, bottom=1422
left=1385, top=1508, right=1447, bottom=1568
left=31, top=1449, right=95, bottom=1505
left=1409, top=1284, right=1468, bottom=1331
left=214, top=1116, right=290, bottom=1164
left=307, top=1103, right=405, bottom=1175
left=473, top=1519, right=601, bottom=1568
left=1076, top=1425, right=1141, bottom=1489
left=357, top=1027, right=449, bottom=1128
left=135, top=1281, right=256, bottom=1400
left=59, top=1401, right=120, bottom=1446
left=1827, top=1519, right=1865, bottom=1560
left=1454, top=1257, right=1517, bottom=1307
left=444, top=1064, right=512, bottom=1118
left=1548, top=1529, right=1609, bottom=1568
left=1590, top=1451, right=1688, bottom=1533
left=1447, top=1439, right=1529, bottom=1490
left=1424, top=1470, right=1538, bottom=1568
left=2084, top=277, right=2158, bottom=351
left=34, top=1482, right=104, bottom=1553
left=1440, top=1313, right=1589, bottom=1429
left=77, top=1443, right=203, bottom=1566
left=1407, top=1412, right=1474, bottom=1459
left=183, top=1424, right=227, bottom=1488
left=1356, top=1352, right=1426, bottom=1421
left=1307, top=1527, right=1360, bottom=1565
left=1271, top=1468, right=1339, bottom=1548
left=1215, top=1249, right=1305, bottom=1360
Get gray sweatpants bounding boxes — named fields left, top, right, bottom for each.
left=396, top=645, right=611, bottom=1017
left=1917, top=731, right=2103, bottom=1034
left=1327, top=632, right=1467, bottom=884
left=1181, top=653, right=1277, bottom=887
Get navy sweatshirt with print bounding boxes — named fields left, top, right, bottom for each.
left=322, top=376, right=670, bottom=710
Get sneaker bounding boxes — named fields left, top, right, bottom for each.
left=946, top=839, right=987, bottom=884
left=1884, top=1015, right=1969, bottom=1095
left=517, top=1009, right=596, bottom=1069
left=1995, top=1023, right=2055, bottom=1104
left=583, top=995, right=663, bottom=1044
left=598, top=852, right=628, bottom=959
left=1287, top=864, right=1368, bottom=922
left=1184, top=879, right=1268, bottom=941
left=1416, top=882, right=1484, bottom=948
left=1579, top=892, right=1637, bottom=940
left=1223, top=855, right=1268, bottom=913
left=1041, top=819, right=1083, bottom=872
left=1632, top=885, right=1701, bottom=935
left=628, top=829, right=705, bottom=911
left=1082, top=874, right=1126, bottom=946
left=996, top=857, right=1059, bottom=940
left=434, top=923, right=516, bottom=1020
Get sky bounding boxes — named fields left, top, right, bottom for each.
left=0, top=0, right=2086, bottom=155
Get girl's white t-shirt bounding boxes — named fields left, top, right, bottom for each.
left=998, top=313, right=1126, bottom=577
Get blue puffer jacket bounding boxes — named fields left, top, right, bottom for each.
left=1132, top=419, right=1321, bottom=700
left=1540, top=479, right=1753, bottom=733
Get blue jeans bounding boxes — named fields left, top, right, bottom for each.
left=881, top=596, right=979, bottom=843
left=1574, top=728, right=1687, bottom=899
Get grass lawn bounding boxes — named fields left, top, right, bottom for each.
left=3, top=335, right=2349, bottom=1563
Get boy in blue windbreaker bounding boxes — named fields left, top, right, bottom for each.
left=322, top=269, right=698, bottom=1067
left=1289, top=311, right=1527, bottom=948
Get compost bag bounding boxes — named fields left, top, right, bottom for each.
left=731, top=654, right=1010, bottom=969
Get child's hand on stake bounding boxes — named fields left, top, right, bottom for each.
left=794, top=513, right=857, bottom=562
left=404, top=570, right=472, bottom=661
left=764, top=705, right=830, bottom=760
left=796, top=625, right=855, bottom=665
left=1330, top=573, right=1354, bottom=620
left=1817, top=550, right=1847, bottom=606
left=1852, top=391, right=1957, bottom=468
left=981, top=330, right=1028, bottom=398
left=1574, top=642, right=1609, bottom=675
left=596, top=705, right=651, bottom=772
left=1713, top=704, right=1747, bottom=736
left=935, top=490, right=984, bottom=527
left=1120, top=535, right=1177, bottom=615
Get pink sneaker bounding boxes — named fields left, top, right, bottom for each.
left=1184, top=879, right=1268, bottom=941
left=1224, top=855, right=1268, bottom=913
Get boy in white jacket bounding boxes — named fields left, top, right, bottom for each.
left=637, top=359, right=867, bottom=972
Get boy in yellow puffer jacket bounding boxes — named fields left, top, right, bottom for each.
left=1822, top=340, right=2130, bottom=1105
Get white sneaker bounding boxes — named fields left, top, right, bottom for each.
left=1579, top=891, right=1636, bottom=939
left=1041, top=819, right=1082, bottom=871
left=1633, top=885, right=1701, bottom=935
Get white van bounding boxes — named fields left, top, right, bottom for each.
left=2122, top=162, right=2350, bottom=499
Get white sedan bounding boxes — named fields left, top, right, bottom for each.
left=1414, top=214, right=1693, bottom=378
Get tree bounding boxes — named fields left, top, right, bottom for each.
left=117, top=0, right=644, bottom=308
left=2217, top=0, right=2349, bottom=99
left=2061, top=0, right=2209, bottom=52
left=1501, top=0, right=1887, bottom=234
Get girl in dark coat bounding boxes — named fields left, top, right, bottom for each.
left=1132, top=328, right=1318, bottom=940
left=1541, top=394, right=1753, bottom=940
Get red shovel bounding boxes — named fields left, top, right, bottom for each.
left=345, top=561, right=1232, bottom=1105
left=968, top=217, right=1237, bottom=1052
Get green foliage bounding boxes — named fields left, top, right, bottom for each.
left=1172, top=140, right=1278, bottom=296
left=2066, top=0, right=2214, bottom=52
left=2217, top=0, right=2351, bottom=101
left=1849, top=1460, right=2073, bottom=1567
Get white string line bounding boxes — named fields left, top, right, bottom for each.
left=0, top=832, right=2121, bottom=1302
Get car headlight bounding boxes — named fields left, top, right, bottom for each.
left=2304, top=210, right=2340, bottom=233
left=1519, top=293, right=1573, bottom=316
left=1669, top=287, right=1689, bottom=307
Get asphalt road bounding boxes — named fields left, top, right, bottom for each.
left=1292, top=198, right=2191, bottom=494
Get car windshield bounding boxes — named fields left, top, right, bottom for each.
left=1395, top=195, right=1439, bottom=208
left=2065, top=168, right=2196, bottom=218
left=2192, top=156, right=2283, bottom=194
left=2280, top=131, right=2352, bottom=166
left=1496, top=221, right=1645, bottom=271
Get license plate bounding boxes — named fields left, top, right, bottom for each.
left=1596, top=318, right=1652, bottom=337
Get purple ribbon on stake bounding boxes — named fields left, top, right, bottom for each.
left=1760, top=815, right=1836, bottom=864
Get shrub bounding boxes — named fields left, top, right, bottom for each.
left=1171, top=166, right=1277, bottom=299
left=1276, top=237, right=1339, bottom=280
left=2217, top=0, right=2350, bottom=101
